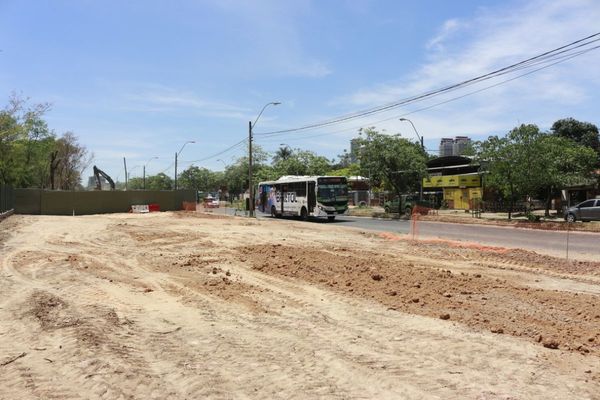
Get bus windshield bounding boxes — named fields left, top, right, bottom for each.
left=317, top=184, right=348, bottom=199
left=317, top=177, right=348, bottom=201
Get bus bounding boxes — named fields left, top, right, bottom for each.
left=257, top=176, right=349, bottom=221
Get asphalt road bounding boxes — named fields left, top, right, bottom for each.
left=327, top=216, right=600, bottom=260
left=217, top=208, right=599, bottom=260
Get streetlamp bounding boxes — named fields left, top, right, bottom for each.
left=143, top=156, right=158, bottom=190
left=399, top=118, right=425, bottom=201
left=128, top=165, right=141, bottom=181
left=175, top=141, right=195, bottom=190
left=399, top=118, right=424, bottom=150
left=249, top=101, right=281, bottom=217
left=216, top=159, right=227, bottom=170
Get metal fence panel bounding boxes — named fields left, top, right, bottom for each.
left=0, top=184, right=15, bottom=215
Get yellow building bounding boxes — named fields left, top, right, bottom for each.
left=423, top=156, right=482, bottom=210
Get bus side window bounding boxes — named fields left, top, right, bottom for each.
left=296, top=182, right=306, bottom=197
left=308, top=182, right=316, bottom=211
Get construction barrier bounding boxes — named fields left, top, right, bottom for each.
left=13, top=189, right=195, bottom=215
left=0, top=184, right=14, bottom=219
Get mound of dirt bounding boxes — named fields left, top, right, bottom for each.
left=237, top=244, right=600, bottom=356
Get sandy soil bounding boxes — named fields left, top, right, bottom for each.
left=1, top=212, right=599, bottom=399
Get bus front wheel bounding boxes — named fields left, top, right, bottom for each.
left=300, top=207, right=308, bottom=221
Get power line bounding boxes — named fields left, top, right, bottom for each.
left=180, top=138, right=248, bottom=165
left=254, top=32, right=600, bottom=137
left=256, top=44, right=600, bottom=144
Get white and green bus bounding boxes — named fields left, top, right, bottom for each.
left=257, top=176, right=349, bottom=221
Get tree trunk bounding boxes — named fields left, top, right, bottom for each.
left=544, top=186, right=552, bottom=218
left=49, top=151, right=59, bottom=190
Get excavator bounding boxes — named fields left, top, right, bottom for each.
left=93, top=165, right=116, bottom=190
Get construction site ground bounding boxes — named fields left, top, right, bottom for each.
left=1, top=212, right=599, bottom=399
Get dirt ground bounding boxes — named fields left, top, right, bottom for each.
left=1, top=212, right=599, bottom=399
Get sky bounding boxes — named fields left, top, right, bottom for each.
left=1, top=0, right=600, bottom=182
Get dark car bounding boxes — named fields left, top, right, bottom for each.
left=564, top=198, right=600, bottom=222
left=384, top=195, right=436, bottom=216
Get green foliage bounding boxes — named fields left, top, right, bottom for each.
left=353, top=127, right=427, bottom=196
left=178, top=166, right=223, bottom=192
left=128, top=177, right=144, bottom=189
left=0, top=94, right=90, bottom=189
left=551, top=118, right=599, bottom=160
left=271, top=149, right=331, bottom=177
left=326, top=163, right=360, bottom=177
left=145, top=173, right=173, bottom=190
left=476, top=123, right=597, bottom=217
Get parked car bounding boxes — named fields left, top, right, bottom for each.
left=384, top=195, right=435, bottom=216
left=564, top=198, right=600, bottom=222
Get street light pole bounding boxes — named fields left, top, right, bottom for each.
left=248, top=102, right=281, bottom=217
left=399, top=118, right=424, bottom=150
left=143, top=156, right=158, bottom=190
left=399, top=118, right=425, bottom=201
left=174, top=141, right=195, bottom=190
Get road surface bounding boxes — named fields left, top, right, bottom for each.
left=215, top=207, right=600, bottom=260
left=330, top=216, right=599, bottom=260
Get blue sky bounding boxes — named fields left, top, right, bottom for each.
left=1, top=0, right=599, bottom=181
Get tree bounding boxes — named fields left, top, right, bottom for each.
left=0, top=94, right=54, bottom=187
left=476, top=124, right=597, bottom=218
left=271, top=149, right=331, bottom=177
left=353, top=127, right=427, bottom=212
left=145, top=173, right=173, bottom=190
left=551, top=118, right=599, bottom=159
left=178, top=166, right=221, bottom=192
left=0, top=94, right=91, bottom=190
left=224, top=145, right=270, bottom=197
left=53, top=132, right=93, bottom=190
left=272, top=146, right=292, bottom=163
left=536, top=134, right=597, bottom=216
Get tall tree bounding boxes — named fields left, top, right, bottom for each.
left=272, top=149, right=331, bottom=177
left=178, top=166, right=222, bottom=193
left=144, top=173, right=174, bottom=190
left=476, top=124, right=597, bottom=218
left=551, top=118, right=599, bottom=159
left=353, top=127, right=427, bottom=212
left=272, top=146, right=292, bottom=163
left=54, top=132, right=93, bottom=190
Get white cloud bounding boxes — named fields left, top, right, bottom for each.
left=426, top=19, right=462, bottom=50
left=332, top=0, right=600, bottom=138
left=121, top=84, right=250, bottom=120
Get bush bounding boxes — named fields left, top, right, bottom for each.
left=526, top=211, right=541, bottom=222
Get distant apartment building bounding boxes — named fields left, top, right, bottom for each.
left=350, top=138, right=361, bottom=163
left=439, top=136, right=472, bottom=157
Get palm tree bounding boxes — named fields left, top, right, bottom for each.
left=274, top=145, right=293, bottom=162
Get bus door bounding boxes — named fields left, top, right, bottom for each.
left=259, top=185, right=267, bottom=212
left=308, top=182, right=316, bottom=212
left=281, top=184, right=287, bottom=213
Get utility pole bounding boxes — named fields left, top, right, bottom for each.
left=248, top=102, right=281, bottom=217
left=174, top=142, right=194, bottom=191
left=248, top=120, right=253, bottom=216
left=174, top=151, right=178, bottom=190
left=143, top=165, right=146, bottom=190
left=123, top=157, right=128, bottom=191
